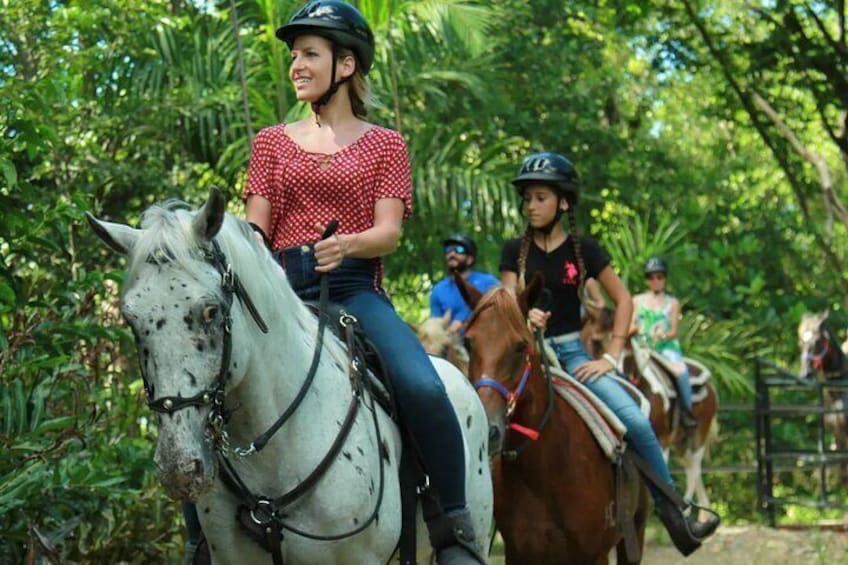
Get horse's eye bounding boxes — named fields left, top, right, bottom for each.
left=463, top=337, right=472, bottom=352
left=515, top=342, right=526, bottom=354
left=202, top=305, right=219, bottom=323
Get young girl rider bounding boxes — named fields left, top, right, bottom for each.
left=631, top=256, right=697, bottom=429
left=499, top=152, right=719, bottom=557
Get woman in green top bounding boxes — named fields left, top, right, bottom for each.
left=630, top=256, right=696, bottom=428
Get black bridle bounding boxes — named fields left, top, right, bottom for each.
left=143, top=240, right=269, bottom=445
left=804, top=323, right=847, bottom=378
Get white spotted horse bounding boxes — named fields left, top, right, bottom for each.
left=87, top=189, right=492, bottom=564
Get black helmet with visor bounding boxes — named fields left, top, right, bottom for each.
left=644, top=256, right=668, bottom=276
left=512, top=152, right=581, bottom=205
left=276, top=1, right=375, bottom=111
left=442, top=233, right=477, bottom=257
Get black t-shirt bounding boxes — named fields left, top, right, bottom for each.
left=500, top=235, right=610, bottom=336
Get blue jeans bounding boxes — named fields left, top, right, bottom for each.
left=548, top=335, right=674, bottom=500
left=661, top=349, right=693, bottom=410
left=279, top=245, right=467, bottom=511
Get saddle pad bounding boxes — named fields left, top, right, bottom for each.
left=684, top=357, right=712, bottom=387
left=549, top=366, right=626, bottom=462
left=609, top=374, right=651, bottom=419
left=632, top=341, right=675, bottom=411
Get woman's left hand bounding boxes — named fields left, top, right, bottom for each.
left=574, top=358, right=614, bottom=383
left=313, top=224, right=347, bottom=273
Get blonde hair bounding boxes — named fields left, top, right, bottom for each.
left=338, top=47, right=374, bottom=118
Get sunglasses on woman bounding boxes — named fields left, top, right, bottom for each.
left=646, top=273, right=666, bottom=281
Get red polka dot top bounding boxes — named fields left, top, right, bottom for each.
left=243, top=123, right=413, bottom=286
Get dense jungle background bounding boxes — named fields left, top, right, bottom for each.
left=2, top=0, right=847, bottom=562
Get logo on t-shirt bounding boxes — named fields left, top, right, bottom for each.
left=563, top=260, right=579, bottom=286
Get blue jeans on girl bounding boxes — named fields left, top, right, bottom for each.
left=548, top=334, right=674, bottom=501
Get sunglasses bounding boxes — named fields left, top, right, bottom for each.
left=444, top=244, right=467, bottom=255
left=646, top=273, right=666, bottom=281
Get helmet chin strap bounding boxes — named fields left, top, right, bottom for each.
left=311, top=45, right=350, bottom=127
left=537, top=205, right=565, bottom=235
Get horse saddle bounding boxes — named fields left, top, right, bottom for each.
left=631, top=341, right=711, bottom=406
left=304, top=301, right=434, bottom=565
left=305, top=301, right=398, bottom=420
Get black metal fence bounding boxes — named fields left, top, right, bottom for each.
left=754, top=357, right=848, bottom=526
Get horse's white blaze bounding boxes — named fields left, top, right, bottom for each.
left=88, top=195, right=492, bottom=564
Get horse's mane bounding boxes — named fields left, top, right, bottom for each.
left=125, top=199, right=346, bottom=364
left=467, top=286, right=534, bottom=345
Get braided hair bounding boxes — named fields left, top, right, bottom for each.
left=566, top=204, right=587, bottom=299
left=517, top=224, right=533, bottom=292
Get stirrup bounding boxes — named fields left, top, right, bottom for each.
left=426, top=509, right=487, bottom=564
left=655, top=498, right=713, bottom=557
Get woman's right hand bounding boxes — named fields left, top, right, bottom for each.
left=527, top=307, right=551, bottom=331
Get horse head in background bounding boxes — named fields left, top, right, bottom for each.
left=798, top=310, right=848, bottom=379
left=415, top=310, right=469, bottom=375
left=798, top=310, right=848, bottom=484
left=87, top=189, right=493, bottom=564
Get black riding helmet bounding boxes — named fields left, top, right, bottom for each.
left=275, top=1, right=375, bottom=111
left=512, top=152, right=581, bottom=205
left=442, top=233, right=477, bottom=257
left=644, top=256, right=668, bottom=275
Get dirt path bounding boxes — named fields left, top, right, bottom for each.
left=641, top=524, right=848, bottom=565
left=490, top=524, right=848, bottom=564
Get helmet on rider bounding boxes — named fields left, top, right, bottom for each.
left=511, top=152, right=581, bottom=205
left=442, top=233, right=478, bottom=258
left=644, top=256, right=668, bottom=276
left=276, top=1, right=375, bottom=109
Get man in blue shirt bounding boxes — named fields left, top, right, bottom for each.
left=430, top=233, right=500, bottom=332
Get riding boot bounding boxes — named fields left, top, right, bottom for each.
left=426, top=508, right=488, bottom=564
left=654, top=496, right=719, bottom=557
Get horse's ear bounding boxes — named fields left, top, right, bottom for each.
left=518, top=272, right=545, bottom=317
left=454, top=273, right=482, bottom=309
left=441, top=309, right=452, bottom=326
left=85, top=212, right=140, bottom=255
left=192, top=188, right=227, bottom=242
left=819, top=309, right=831, bottom=323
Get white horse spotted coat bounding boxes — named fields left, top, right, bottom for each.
left=88, top=190, right=492, bottom=564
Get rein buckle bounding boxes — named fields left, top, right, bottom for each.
left=250, top=498, right=276, bottom=525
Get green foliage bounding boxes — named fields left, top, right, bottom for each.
left=3, top=1, right=848, bottom=557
